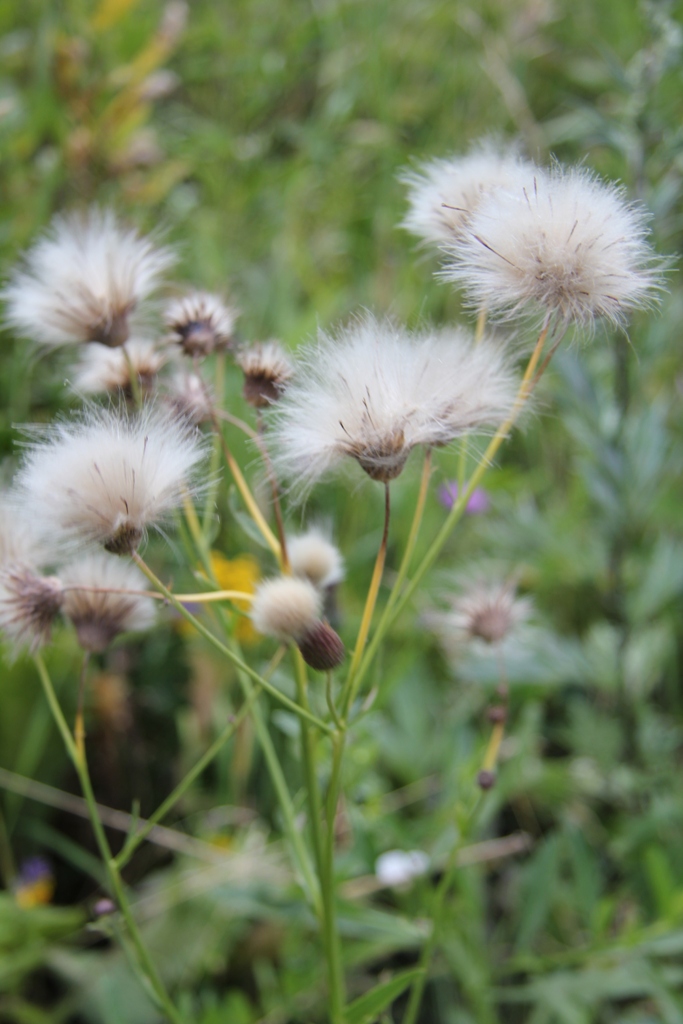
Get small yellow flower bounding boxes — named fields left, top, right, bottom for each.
left=210, top=552, right=260, bottom=644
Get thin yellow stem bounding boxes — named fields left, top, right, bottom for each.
left=256, top=412, right=289, bottom=571
left=379, top=449, right=431, bottom=630
left=474, top=307, right=487, bottom=343
left=355, top=320, right=550, bottom=695
left=211, top=416, right=282, bottom=563
left=61, top=585, right=253, bottom=604
left=341, top=483, right=390, bottom=717
left=74, top=651, right=90, bottom=761
left=481, top=722, right=505, bottom=772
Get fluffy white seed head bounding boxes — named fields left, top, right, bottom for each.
left=429, top=577, right=531, bottom=656
left=442, top=166, right=663, bottom=326
left=0, top=565, right=63, bottom=656
left=165, top=291, right=238, bottom=357
left=71, top=338, right=170, bottom=396
left=268, top=315, right=517, bottom=495
left=288, top=528, right=344, bottom=589
left=237, top=341, right=293, bottom=408
left=14, top=404, right=208, bottom=556
left=61, top=553, right=156, bottom=652
left=251, top=576, right=322, bottom=642
left=402, top=142, right=538, bottom=247
left=3, top=208, right=175, bottom=347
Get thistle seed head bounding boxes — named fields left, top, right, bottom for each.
left=165, top=291, right=238, bottom=357
left=2, top=208, right=175, bottom=347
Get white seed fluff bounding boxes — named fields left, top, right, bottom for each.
left=288, top=528, right=345, bottom=589
left=251, top=576, right=322, bottom=642
left=268, top=315, right=518, bottom=495
left=71, top=338, right=170, bottom=395
left=61, top=552, right=156, bottom=652
left=0, top=497, right=48, bottom=569
left=442, top=165, right=662, bottom=326
left=428, top=577, right=532, bottom=659
left=401, top=143, right=539, bottom=248
left=2, top=208, right=175, bottom=346
left=14, top=404, right=208, bottom=555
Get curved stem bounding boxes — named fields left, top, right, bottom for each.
left=210, top=414, right=282, bottom=564
left=131, top=552, right=333, bottom=735
left=256, top=412, right=289, bottom=570
left=356, top=321, right=550, bottom=693
left=340, top=482, right=391, bottom=717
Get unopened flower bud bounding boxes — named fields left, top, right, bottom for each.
left=486, top=705, right=507, bottom=724
left=477, top=769, right=496, bottom=790
left=297, top=620, right=345, bottom=672
left=237, top=341, right=292, bottom=408
left=165, top=291, right=237, bottom=358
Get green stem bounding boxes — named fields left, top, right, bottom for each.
left=122, top=343, right=143, bottom=409
left=179, top=503, right=320, bottom=909
left=292, top=649, right=344, bottom=1015
left=115, top=686, right=260, bottom=870
left=402, top=796, right=484, bottom=1024
left=131, top=553, right=332, bottom=735
left=33, top=655, right=184, bottom=1024
left=235, top=646, right=321, bottom=911
left=202, top=353, right=225, bottom=537
left=323, top=728, right=347, bottom=1023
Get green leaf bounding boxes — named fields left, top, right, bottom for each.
left=346, top=968, right=424, bottom=1024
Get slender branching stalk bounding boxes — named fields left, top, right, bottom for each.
left=341, top=482, right=391, bottom=717
left=131, top=553, right=332, bottom=733
left=33, top=655, right=185, bottom=1024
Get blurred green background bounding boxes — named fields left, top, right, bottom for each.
left=1, top=0, right=683, bottom=1021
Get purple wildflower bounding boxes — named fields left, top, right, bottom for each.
left=438, top=481, right=490, bottom=515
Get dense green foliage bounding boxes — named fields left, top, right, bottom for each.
left=1, top=0, right=683, bottom=1021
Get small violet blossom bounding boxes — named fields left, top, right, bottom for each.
left=438, top=481, right=490, bottom=515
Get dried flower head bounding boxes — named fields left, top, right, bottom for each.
left=288, top=528, right=344, bottom=589
left=269, top=315, right=517, bottom=494
left=237, top=341, right=293, bottom=408
left=72, top=339, right=170, bottom=397
left=166, top=371, right=213, bottom=424
left=402, top=142, right=538, bottom=247
left=165, top=291, right=238, bottom=357
left=251, top=576, right=322, bottom=642
left=61, top=553, right=156, bottom=652
left=14, top=404, right=207, bottom=556
left=442, top=166, right=662, bottom=326
left=3, top=209, right=175, bottom=347
left=430, top=578, right=531, bottom=655
left=0, top=565, right=63, bottom=656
